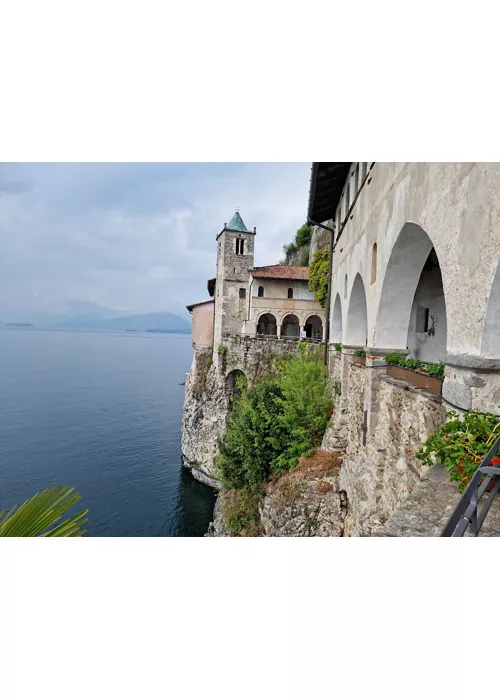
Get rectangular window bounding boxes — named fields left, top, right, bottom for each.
left=239, top=288, right=246, bottom=299
left=416, top=306, right=430, bottom=333
left=235, top=238, right=245, bottom=255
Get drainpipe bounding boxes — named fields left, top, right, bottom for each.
left=307, top=219, right=336, bottom=367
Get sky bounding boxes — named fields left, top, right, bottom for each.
left=0, top=163, right=312, bottom=322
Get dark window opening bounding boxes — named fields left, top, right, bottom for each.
left=235, top=238, right=245, bottom=255
left=239, top=288, right=246, bottom=299
left=288, top=288, right=293, bottom=299
left=258, top=286, right=264, bottom=298
left=416, top=306, right=430, bottom=333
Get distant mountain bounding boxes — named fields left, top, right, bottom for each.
left=55, top=311, right=191, bottom=332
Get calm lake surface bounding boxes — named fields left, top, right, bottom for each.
left=0, top=329, right=216, bottom=536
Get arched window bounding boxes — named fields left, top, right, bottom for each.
left=371, top=242, right=377, bottom=284
left=288, top=288, right=293, bottom=299
left=344, top=274, right=348, bottom=299
left=258, top=286, right=264, bottom=297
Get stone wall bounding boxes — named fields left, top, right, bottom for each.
left=322, top=361, right=446, bottom=535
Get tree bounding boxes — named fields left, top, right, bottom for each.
left=0, top=485, right=88, bottom=536
left=309, top=249, right=330, bottom=308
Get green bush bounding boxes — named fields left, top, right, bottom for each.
left=217, top=344, right=228, bottom=357
left=309, top=249, right=329, bottom=308
left=220, top=488, right=262, bottom=535
left=295, top=224, right=312, bottom=248
left=384, top=352, right=444, bottom=381
left=280, top=224, right=313, bottom=266
left=355, top=349, right=366, bottom=358
left=216, top=345, right=332, bottom=489
left=334, top=342, right=342, bottom=352
left=416, top=411, right=500, bottom=492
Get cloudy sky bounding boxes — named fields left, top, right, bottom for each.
left=0, top=163, right=312, bottom=322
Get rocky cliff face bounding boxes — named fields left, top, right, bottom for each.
left=308, top=222, right=333, bottom=264
left=181, top=347, right=227, bottom=488
left=181, top=336, right=302, bottom=487
left=206, top=451, right=355, bottom=537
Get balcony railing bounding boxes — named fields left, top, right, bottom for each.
left=441, top=434, right=500, bottom=536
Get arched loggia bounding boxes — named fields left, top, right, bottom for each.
left=332, top=293, right=342, bottom=343
left=345, top=274, right=368, bottom=347
left=375, top=223, right=447, bottom=363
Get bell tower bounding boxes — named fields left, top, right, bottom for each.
left=213, top=210, right=256, bottom=351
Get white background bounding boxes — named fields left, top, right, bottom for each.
left=2, top=0, right=499, bottom=698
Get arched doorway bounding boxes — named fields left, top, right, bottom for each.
left=305, top=315, right=323, bottom=340
left=225, top=369, right=247, bottom=411
left=257, top=313, right=277, bottom=336
left=482, top=261, right=500, bottom=358
left=375, top=223, right=447, bottom=363
left=345, top=273, right=367, bottom=347
left=281, top=314, right=300, bottom=339
left=332, top=293, right=342, bottom=343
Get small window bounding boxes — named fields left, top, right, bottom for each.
left=258, top=286, right=264, bottom=298
left=371, top=243, right=377, bottom=284
left=239, top=288, right=246, bottom=299
left=344, top=274, right=348, bottom=299
left=288, top=288, right=293, bottom=299
left=416, top=306, right=430, bottom=333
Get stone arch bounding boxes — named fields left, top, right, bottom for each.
left=482, top=260, right=500, bottom=358
left=375, top=223, right=448, bottom=362
left=305, top=314, right=323, bottom=340
left=332, top=293, right=342, bottom=343
left=225, top=369, right=247, bottom=410
left=282, top=314, right=300, bottom=339
left=345, top=273, right=368, bottom=347
left=257, top=312, right=277, bottom=336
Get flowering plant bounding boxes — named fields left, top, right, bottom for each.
left=416, top=411, right=500, bottom=492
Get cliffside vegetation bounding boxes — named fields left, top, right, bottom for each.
left=215, top=344, right=333, bottom=534
left=280, top=224, right=313, bottom=266
left=309, top=249, right=330, bottom=308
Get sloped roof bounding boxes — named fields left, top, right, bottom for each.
left=307, top=162, right=352, bottom=223
left=227, top=211, right=249, bottom=232
left=251, top=265, right=309, bottom=281
left=186, top=299, right=214, bottom=313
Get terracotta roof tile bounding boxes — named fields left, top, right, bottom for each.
left=251, top=265, right=309, bottom=281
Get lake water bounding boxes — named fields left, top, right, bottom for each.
left=0, top=328, right=216, bottom=536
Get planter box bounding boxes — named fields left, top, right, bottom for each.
left=387, top=364, right=442, bottom=396
left=352, top=356, right=366, bottom=366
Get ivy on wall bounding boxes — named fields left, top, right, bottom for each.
left=309, top=249, right=330, bottom=308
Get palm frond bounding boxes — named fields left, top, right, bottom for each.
left=0, top=486, right=88, bottom=537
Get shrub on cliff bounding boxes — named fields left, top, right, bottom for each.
left=216, top=378, right=289, bottom=490
left=215, top=346, right=332, bottom=490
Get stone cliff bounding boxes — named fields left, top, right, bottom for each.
left=181, top=335, right=301, bottom=487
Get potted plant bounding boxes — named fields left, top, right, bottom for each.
left=353, top=348, right=367, bottom=366
left=416, top=410, right=500, bottom=491
left=384, top=352, right=444, bottom=395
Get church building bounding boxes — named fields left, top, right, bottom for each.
left=187, top=211, right=325, bottom=352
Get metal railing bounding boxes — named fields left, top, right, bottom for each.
left=441, top=434, right=500, bottom=536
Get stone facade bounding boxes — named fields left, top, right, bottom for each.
left=328, top=162, right=500, bottom=414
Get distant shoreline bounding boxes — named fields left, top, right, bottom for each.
left=0, top=326, right=191, bottom=336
